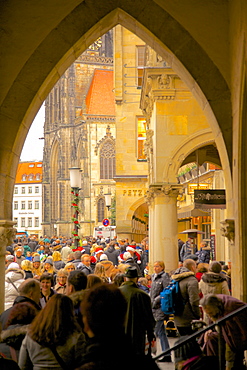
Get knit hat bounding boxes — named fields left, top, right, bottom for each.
left=100, top=254, right=108, bottom=261
left=33, top=256, right=40, bottom=263
left=174, top=336, right=202, bottom=363
left=7, top=262, right=20, bottom=270
left=6, top=255, right=15, bottom=261
left=45, top=258, right=53, bottom=266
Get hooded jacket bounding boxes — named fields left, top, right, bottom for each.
left=0, top=324, right=29, bottom=360
left=199, top=272, right=230, bottom=296
left=198, top=245, right=211, bottom=264
left=5, top=268, right=25, bottom=310
left=171, top=267, right=200, bottom=327
left=104, top=245, right=119, bottom=266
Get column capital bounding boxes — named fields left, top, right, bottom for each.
left=145, top=183, right=183, bottom=205
left=0, top=220, right=16, bottom=255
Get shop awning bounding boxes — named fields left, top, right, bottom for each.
left=177, top=205, right=209, bottom=219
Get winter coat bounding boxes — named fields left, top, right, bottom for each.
left=150, top=271, right=170, bottom=321
left=54, top=283, right=66, bottom=294
left=18, top=331, right=85, bottom=370
left=0, top=296, right=41, bottom=331
left=180, top=241, right=198, bottom=262
left=99, top=260, right=119, bottom=279
left=214, top=294, right=247, bottom=352
left=69, top=290, right=86, bottom=328
left=0, top=324, right=29, bottom=361
left=53, top=260, right=65, bottom=270
left=78, top=335, right=160, bottom=370
left=5, top=268, right=25, bottom=310
left=103, top=246, right=119, bottom=266
left=76, top=263, right=93, bottom=275
left=199, top=272, right=230, bottom=296
left=171, top=267, right=200, bottom=327
left=119, top=281, right=155, bottom=356
left=198, top=246, right=211, bottom=264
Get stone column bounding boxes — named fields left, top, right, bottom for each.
left=146, top=184, right=181, bottom=273
left=0, top=220, right=16, bottom=314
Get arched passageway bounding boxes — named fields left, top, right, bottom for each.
left=3, top=1, right=246, bottom=308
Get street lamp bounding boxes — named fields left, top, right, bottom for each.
left=104, top=192, right=112, bottom=210
left=69, top=167, right=81, bottom=248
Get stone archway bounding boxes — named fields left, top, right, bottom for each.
left=0, top=1, right=233, bottom=310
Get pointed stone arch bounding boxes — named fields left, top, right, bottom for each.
left=0, top=2, right=232, bottom=229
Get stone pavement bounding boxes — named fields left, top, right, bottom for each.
left=153, top=337, right=177, bottom=370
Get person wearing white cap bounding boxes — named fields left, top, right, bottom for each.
left=5, top=254, right=15, bottom=270
left=5, top=262, right=25, bottom=310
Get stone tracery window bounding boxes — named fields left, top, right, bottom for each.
left=97, top=198, right=105, bottom=222
left=100, top=140, right=115, bottom=179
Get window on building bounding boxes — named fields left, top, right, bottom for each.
left=28, top=217, right=32, bottom=227
left=100, top=141, right=116, bottom=179
left=35, top=217, right=39, bottom=227
left=21, top=187, right=25, bottom=194
left=37, top=163, right=42, bottom=167
left=28, top=186, right=32, bottom=193
left=29, top=164, right=34, bottom=168
left=136, top=45, right=145, bottom=88
left=137, top=117, right=147, bottom=160
left=14, top=187, right=18, bottom=194
left=35, top=200, right=39, bottom=209
left=97, top=198, right=105, bottom=222
left=14, top=218, right=18, bottom=227
left=21, top=201, right=25, bottom=210
left=36, top=173, right=41, bottom=181
left=28, top=201, right=32, bottom=209
left=28, top=174, right=34, bottom=181
left=14, top=201, right=18, bottom=210
left=35, top=186, right=39, bottom=193
left=22, top=174, right=27, bottom=181
left=21, top=218, right=25, bottom=228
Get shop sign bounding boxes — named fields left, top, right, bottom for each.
left=194, top=189, right=226, bottom=209
left=188, top=183, right=210, bottom=195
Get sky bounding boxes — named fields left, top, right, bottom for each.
left=20, top=104, right=45, bottom=162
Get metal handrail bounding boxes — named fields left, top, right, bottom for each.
left=153, top=304, right=247, bottom=369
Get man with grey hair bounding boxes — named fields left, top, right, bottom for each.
left=171, top=258, right=200, bottom=335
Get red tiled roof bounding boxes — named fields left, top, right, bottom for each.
left=15, top=162, right=43, bottom=184
left=86, top=69, right=115, bottom=116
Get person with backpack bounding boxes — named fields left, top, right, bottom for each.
left=171, top=259, right=200, bottom=336
left=150, top=261, right=172, bottom=362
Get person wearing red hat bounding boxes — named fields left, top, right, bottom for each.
left=94, top=247, right=104, bottom=262
left=126, top=245, right=142, bottom=265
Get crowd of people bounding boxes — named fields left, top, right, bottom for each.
left=0, top=234, right=246, bottom=369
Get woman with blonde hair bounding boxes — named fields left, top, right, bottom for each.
left=64, top=262, right=76, bottom=275
left=21, top=260, right=33, bottom=279
left=54, top=269, right=68, bottom=294
left=94, top=263, right=109, bottom=283
left=52, top=251, right=65, bottom=270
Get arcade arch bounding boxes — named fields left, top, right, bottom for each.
left=1, top=1, right=240, bottom=308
